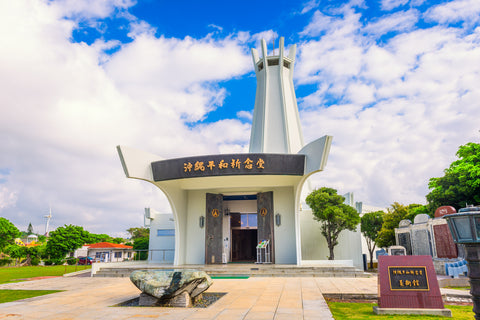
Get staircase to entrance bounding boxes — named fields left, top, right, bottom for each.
left=92, top=263, right=370, bottom=278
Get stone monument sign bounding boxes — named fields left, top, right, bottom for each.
left=374, top=255, right=451, bottom=316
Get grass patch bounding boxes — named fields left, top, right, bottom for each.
left=327, top=301, right=474, bottom=319
left=0, top=289, right=62, bottom=303
left=0, top=265, right=90, bottom=284
left=445, top=286, right=470, bottom=290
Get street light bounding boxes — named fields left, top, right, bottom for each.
left=444, top=205, right=480, bottom=320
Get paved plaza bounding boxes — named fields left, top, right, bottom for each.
left=0, top=273, right=470, bottom=319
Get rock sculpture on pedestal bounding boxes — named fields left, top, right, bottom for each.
left=130, top=269, right=213, bottom=307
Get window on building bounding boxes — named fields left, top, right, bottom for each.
left=157, top=229, right=175, bottom=236
left=231, top=213, right=257, bottom=228
left=267, top=58, right=279, bottom=66
left=128, top=252, right=132, bottom=258
left=114, top=252, right=122, bottom=258
left=258, top=61, right=264, bottom=71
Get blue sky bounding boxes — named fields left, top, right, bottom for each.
left=0, top=0, right=479, bottom=236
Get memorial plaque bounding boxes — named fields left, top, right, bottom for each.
left=390, top=248, right=406, bottom=256
left=434, top=206, right=456, bottom=218
left=378, top=255, right=445, bottom=309
left=388, top=266, right=428, bottom=290
left=397, top=232, right=412, bottom=255
left=412, top=229, right=432, bottom=256
left=433, top=224, right=458, bottom=259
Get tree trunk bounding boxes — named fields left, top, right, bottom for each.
left=329, top=245, right=335, bottom=260
left=369, top=250, right=374, bottom=269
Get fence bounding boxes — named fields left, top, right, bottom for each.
left=130, top=249, right=175, bottom=263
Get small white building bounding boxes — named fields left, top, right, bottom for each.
left=145, top=209, right=175, bottom=263
left=86, top=242, right=133, bottom=262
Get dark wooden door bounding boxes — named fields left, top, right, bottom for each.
left=257, top=191, right=274, bottom=263
left=205, top=193, right=223, bottom=264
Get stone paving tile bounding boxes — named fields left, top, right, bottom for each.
left=214, top=308, right=250, bottom=320
left=244, top=311, right=276, bottom=320
left=274, top=313, right=303, bottom=320
left=0, top=276, right=343, bottom=320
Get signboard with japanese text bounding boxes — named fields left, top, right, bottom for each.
left=388, top=266, right=429, bottom=291
left=151, top=153, right=305, bottom=182
left=378, top=255, right=445, bottom=310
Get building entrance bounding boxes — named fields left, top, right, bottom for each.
left=230, top=212, right=257, bottom=262
left=205, top=192, right=274, bottom=264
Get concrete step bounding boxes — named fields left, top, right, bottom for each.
left=92, top=264, right=371, bottom=278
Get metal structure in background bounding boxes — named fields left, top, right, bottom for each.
left=130, top=249, right=175, bottom=263
left=444, top=205, right=480, bottom=320
left=256, top=240, right=271, bottom=264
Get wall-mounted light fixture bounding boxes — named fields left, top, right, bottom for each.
left=275, top=213, right=281, bottom=226
left=224, top=208, right=230, bottom=216
left=199, top=216, right=205, bottom=228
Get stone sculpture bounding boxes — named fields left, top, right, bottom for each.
left=130, top=269, right=213, bottom=307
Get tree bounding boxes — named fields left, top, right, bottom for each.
left=7, top=245, right=41, bottom=266
left=133, top=237, right=149, bottom=260
left=112, top=237, right=124, bottom=244
left=376, top=203, right=408, bottom=248
left=0, top=217, right=20, bottom=251
left=404, top=204, right=429, bottom=221
left=305, top=187, right=360, bottom=260
left=27, top=222, right=33, bottom=235
left=427, top=142, right=480, bottom=212
left=4, top=244, right=23, bottom=266
left=127, top=227, right=149, bottom=240
left=45, top=225, right=89, bottom=259
left=375, top=202, right=427, bottom=249
left=361, top=211, right=384, bottom=269
left=86, top=233, right=112, bottom=244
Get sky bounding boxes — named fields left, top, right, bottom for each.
left=0, top=0, right=479, bottom=237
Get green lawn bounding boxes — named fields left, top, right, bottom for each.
left=0, top=289, right=62, bottom=303
left=328, top=301, right=474, bottom=319
left=0, top=265, right=90, bottom=284
left=0, top=265, right=90, bottom=303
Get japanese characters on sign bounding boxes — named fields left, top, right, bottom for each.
left=388, top=266, right=429, bottom=291
left=183, top=157, right=265, bottom=173
left=151, top=153, right=305, bottom=182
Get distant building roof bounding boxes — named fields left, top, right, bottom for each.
left=87, top=242, right=133, bottom=249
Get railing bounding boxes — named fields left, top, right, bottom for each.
left=129, top=249, right=175, bottom=263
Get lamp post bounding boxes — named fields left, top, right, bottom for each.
left=444, top=206, right=480, bottom=320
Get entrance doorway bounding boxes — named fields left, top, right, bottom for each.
left=230, top=212, right=257, bottom=262
left=205, top=192, right=274, bottom=264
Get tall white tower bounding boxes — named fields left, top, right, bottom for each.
left=249, top=37, right=304, bottom=154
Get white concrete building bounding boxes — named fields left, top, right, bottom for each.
left=117, top=37, right=363, bottom=269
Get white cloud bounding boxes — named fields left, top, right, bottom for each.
left=425, top=0, right=480, bottom=25
left=236, top=110, right=253, bottom=121
left=300, top=0, right=321, bottom=15
left=0, top=0, right=252, bottom=234
left=364, top=9, right=419, bottom=37
left=52, top=0, right=136, bottom=20
left=0, top=186, right=17, bottom=210
left=380, top=0, right=409, bottom=11
left=297, top=3, right=480, bottom=208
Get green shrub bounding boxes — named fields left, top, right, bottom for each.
left=66, top=258, right=77, bottom=265
left=44, top=259, right=64, bottom=265
left=0, top=258, right=12, bottom=267
left=30, top=256, right=40, bottom=266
